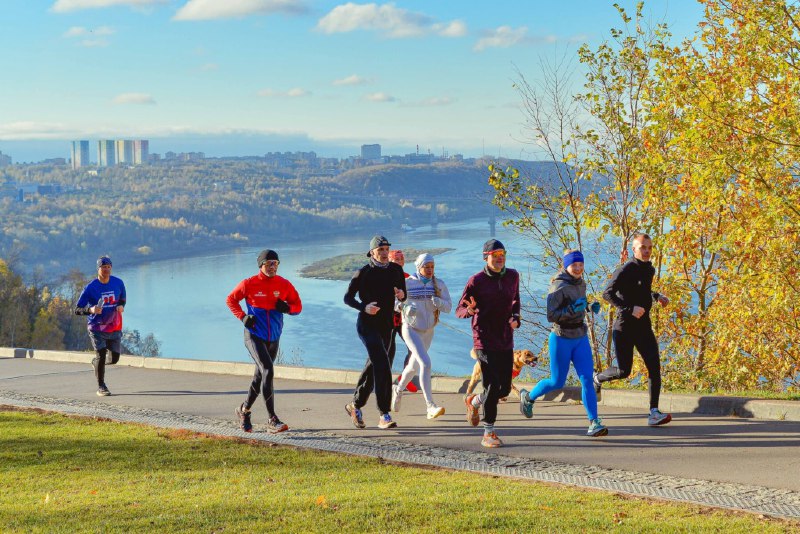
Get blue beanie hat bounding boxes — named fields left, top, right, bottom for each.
left=97, top=256, right=112, bottom=268
left=563, top=250, right=584, bottom=269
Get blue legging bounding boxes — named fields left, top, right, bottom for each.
left=527, top=332, right=598, bottom=421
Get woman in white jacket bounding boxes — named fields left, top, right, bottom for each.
left=391, top=253, right=452, bottom=419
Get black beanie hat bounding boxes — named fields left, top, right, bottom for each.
left=257, top=249, right=279, bottom=266
left=482, top=239, right=505, bottom=255
left=367, top=235, right=391, bottom=257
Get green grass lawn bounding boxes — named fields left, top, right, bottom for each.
left=1, top=408, right=797, bottom=533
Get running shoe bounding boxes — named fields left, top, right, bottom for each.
left=391, top=384, right=403, bottom=412
left=648, top=409, right=672, bottom=426
left=345, top=402, right=366, bottom=429
left=464, top=394, right=480, bottom=427
left=593, top=373, right=602, bottom=396
left=426, top=404, right=445, bottom=420
left=481, top=432, right=503, bottom=448
left=267, top=415, right=289, bottom=433
left=378, top=413, right=397, bottom=429
left=235, top=403, right=253, bottom=433
left=96, top=384, right=110, bottom=396
left=587, top=418, right=608, bottom=437
left=519, top=388, right=534, bottom=418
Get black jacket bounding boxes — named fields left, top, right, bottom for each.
left=602, top=258, right=661, bottom=331
left=344, top=260, right=407, bottom=331
left=547, top=270, right=587, bottom=339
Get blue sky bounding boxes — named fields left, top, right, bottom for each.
left=0, top=1, right=704, bottom=162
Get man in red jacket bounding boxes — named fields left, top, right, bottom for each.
left=456, top=239, right=520, bottom=448
left=226, top=249, right=302, bottom=433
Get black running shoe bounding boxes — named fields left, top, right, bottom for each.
left=235, top=404, right=253, bottom=432
left=267, top=415, right=288, bottom=433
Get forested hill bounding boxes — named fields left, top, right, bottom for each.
left=0, top=158, right=559, bottom=275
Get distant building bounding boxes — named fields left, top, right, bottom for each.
left=98, top=140, right=116, bottom=167
left=70, top=140, right=90, bottom=170
left=115, top=140, right=134, bottom=165
left=0, top=150, right=11, bottom=166
left=133, top=140, right=149, bottom=164
left=361, top=144, right=381, bottom=160
left=41, top=157, right=67, bottom=165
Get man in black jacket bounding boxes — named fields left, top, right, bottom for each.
left=344, top=235, right=407, bottom=430
left=595, top=233, right=672, bottom=426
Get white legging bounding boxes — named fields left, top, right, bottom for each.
left=398, top=324, right=436, bottom=407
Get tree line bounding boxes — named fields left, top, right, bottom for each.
left=490, top=0, right=799, bottom=394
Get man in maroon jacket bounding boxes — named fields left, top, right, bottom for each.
left=456, top=239, right=521, bottom=448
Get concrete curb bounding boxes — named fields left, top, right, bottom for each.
left=3, top=347, right=798, bottom=421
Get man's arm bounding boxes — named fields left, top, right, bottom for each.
left=74, top=285, right=94, bottom=315
left=225, top=280, right=247, bottom=320
left=343, top=267, right=366, bottom=312
left=284, top=280, right=302, bottom=315
left=455, top=279, right=475, bottom=319
left=602, top=263, right=631, bottom=309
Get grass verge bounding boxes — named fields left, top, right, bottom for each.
left=1, top=407, right=797, bottom=533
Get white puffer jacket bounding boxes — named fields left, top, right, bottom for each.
left=396, top=273, right=452, bottom=331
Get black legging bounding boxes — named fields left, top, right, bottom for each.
left=93, top=349, right=120, bottom=386
left=596, top=326, right=662, bottom=409
left=477, top=349, right=513, bottom=426
left=243, top=330, right=280, bottom=418
left=352, top=317, right=393, bottom=414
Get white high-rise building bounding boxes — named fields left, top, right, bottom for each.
left=71, top=140, right=89, bottom=170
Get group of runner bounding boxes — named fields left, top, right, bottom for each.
left=74, top=232, right=671, bottom=449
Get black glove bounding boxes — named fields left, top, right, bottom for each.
left=275, top=299, right=290, bottom=313
left=242, top=314, right=256, bottom=328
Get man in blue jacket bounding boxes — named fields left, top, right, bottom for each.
left=456, top=239, right=520, bottom=448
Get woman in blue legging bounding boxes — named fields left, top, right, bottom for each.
left=519, top=250, right=608, bottom=437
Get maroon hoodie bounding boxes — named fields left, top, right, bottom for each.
left=456, top=267, right=520, bottom=351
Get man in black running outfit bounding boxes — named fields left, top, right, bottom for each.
left=594, top=233, right=672, bottom=426
left=344, top=235, right=407, bottom=430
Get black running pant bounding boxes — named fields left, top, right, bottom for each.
left=477, top=349, right=513, bottom=426
left=243, top=330, right=279, bottom=418
left=596, top=326, right=662, bottom=409
left=352, top=318, right=393, bottom=414
left=92, top=349, right=120, bottom=387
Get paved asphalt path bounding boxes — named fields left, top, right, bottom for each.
left=2, top=357, right=800, bottom=493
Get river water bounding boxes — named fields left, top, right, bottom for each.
left=121, top=218, right=551, bottom=377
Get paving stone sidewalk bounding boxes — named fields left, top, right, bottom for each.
left=3, top=387, right=800, bottom=521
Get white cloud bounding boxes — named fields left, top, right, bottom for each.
left=474, top=26, right=528, bottom=52
left=80, top=39, right=111, bottom=47
left=113, top=93, right=156, bottom=105
left=432, top=20, right=467, bottom=38
left=317, top=3, right=466, bottom=39
left=52, top=0, right=167, bottom=13
left=0, top=121, right=75, bottom=140
left=404, top=96, right=454, bottom=107
left=332, top=74, right=368, bottom=86
left=63, top=26, right=115, bottom=37
left=258, top=87, right=311, bottom=98
left=174, top=0, right=308, bottom=20
left=364, top=92, right=396, bottom=103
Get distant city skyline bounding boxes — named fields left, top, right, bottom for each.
left=0, top=1, right=704, bottom=162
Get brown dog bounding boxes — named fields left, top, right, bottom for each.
left=465, top=348, right=538, bottom=400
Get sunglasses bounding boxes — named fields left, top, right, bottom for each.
left=485, top=250, right=506, bottom=258
left=262, top=260, right=280, bottom=267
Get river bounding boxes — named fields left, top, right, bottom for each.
left=121, top=218, right=551, bottom=377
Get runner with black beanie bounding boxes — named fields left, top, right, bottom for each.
left=344, top=235, right=407, bottom=430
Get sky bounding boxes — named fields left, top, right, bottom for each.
left=0, top=1, right=705, bottom=162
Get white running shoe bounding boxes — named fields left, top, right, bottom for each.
left=648, top=409, right=672, bottom=426
left=426, top=405, right=445, bottom=419
left=391, top=384, right=403, bottom=412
